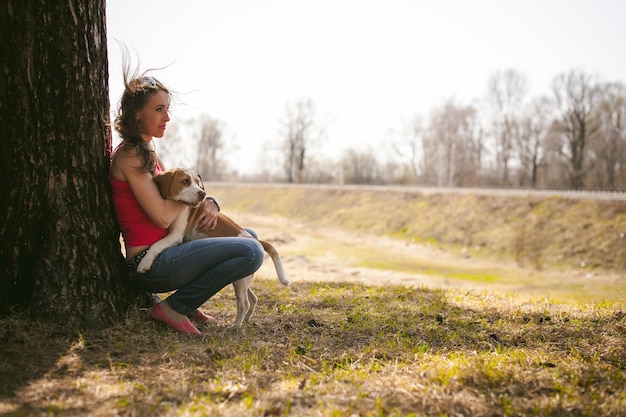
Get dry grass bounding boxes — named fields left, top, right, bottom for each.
left=2, top=185, right=626, bottom=416
left=1, top=279, right=625, bottom=416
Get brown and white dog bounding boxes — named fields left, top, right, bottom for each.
left=136, top=167, right=290, bottom=326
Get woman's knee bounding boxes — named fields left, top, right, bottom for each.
left=247, top=239, right=265, bottom=271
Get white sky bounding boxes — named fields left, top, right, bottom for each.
left=106, top=0, right=626, bottom=175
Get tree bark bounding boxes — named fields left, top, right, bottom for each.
left=0, top=0, right=140, bottom=328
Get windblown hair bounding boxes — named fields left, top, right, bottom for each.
left=113, top=53, right=171, bottom=173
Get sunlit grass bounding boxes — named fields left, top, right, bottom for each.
left=1, top=278, right=625, bottom=416
left=359, top=257, right=502, bottom=283
left=334, top=243, right=624, bottom=304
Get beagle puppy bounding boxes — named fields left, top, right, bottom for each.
left=136, top=167, right=290, bottom=326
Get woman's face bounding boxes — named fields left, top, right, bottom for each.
left=136, top=90, right=170, bottom=140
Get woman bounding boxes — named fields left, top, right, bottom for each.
left=110, top=72, right=264, bottom=335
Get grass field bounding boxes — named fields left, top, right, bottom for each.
left=1, top=279, right=624, bottom=416
left=1, top=186, right=625, bottom=416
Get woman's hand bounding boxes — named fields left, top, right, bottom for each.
left=195, top=197, right=220, bottom=233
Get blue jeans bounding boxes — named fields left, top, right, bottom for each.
left=128, top=230, right=264, bottom=315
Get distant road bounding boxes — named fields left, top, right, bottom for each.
left=216, top=182, right=626, bottom=201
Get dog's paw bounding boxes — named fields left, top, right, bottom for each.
left=136, top=257, right=154, bottom=273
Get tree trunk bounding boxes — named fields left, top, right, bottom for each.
left=0, top=0, right=140, bottom=328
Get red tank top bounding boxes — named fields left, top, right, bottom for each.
left=111, top=167, right=168, bottom=248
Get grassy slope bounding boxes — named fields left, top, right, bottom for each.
left=210, top=184, right=626, bottom=272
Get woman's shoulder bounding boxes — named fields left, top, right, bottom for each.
left=112, top=143, right=138, bottom=159
left=111, top=144, right=142, bottom=179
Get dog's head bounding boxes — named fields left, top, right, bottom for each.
left=153, top=168, right=206, bottom=206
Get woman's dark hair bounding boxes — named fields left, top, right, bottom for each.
left=113, top=55, right=171, bottom=173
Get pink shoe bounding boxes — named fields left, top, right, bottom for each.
left=150, top=303, right=201, bottom=335
left=188, top=310, right=216, bottom=323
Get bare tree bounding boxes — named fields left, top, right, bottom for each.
left=392, top=115, right=423, bottom=180
left=465, top=107, right=486, bottom=186
left=486, top=69, right=529, bottom=185
left=195, top=114, right=226, bottom=181
left=280, top=99, right=323, bottom=183
left=422, top=100, right=482, bottom=187
left=298, top=157, right=338, bottom=184
left=551, top=69, right=601, bottom=188
left=0, top=1, right=138, bottom=327
left=590, top=81, right=626, bottom=189
left=517, top=96, right=552, bottom=187
left=340, top=148, right=380, bottom=184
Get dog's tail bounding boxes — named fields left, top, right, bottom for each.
left=259, top=240, right=291, bottom=286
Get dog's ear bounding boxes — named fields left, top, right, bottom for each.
left=153, top=170, right=174, bottom=199
left=195, top=171, right=205, bottom=190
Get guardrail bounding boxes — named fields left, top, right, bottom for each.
left=210, top=182, right=626, bottom=201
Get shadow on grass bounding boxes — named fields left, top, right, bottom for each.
left=1, top=279, right=625, bottom=416
left=0, top=314, right=79, bottom=409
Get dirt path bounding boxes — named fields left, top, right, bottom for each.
left=235, top=212, right=625, bottom=303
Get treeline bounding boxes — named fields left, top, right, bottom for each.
left=161, top=68, right=626, bottom=189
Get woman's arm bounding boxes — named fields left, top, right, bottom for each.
left=127, top=169, right=184, bottom=229
left=113, top=149, right=184, bottom=229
